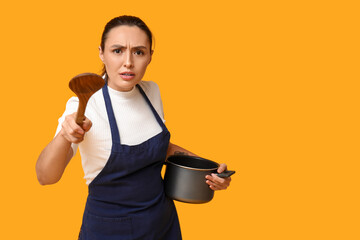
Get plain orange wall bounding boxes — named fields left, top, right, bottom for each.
left=0, top=0, right=359, bottom=239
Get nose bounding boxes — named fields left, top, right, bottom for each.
left=123, top=51, right=133, bottom=68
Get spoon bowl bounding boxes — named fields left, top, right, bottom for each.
left=69, top=73, right=105, bottom=126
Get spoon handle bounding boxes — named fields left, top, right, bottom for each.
left=75, top=99, right=86, bottom=126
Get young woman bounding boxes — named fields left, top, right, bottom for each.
left=36, top=15, right=232, bottom=240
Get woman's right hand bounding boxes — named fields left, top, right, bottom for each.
left=60, top=112, right=92, bottom=144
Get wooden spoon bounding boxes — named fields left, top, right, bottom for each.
left=69, top=73, right=105, bottom=126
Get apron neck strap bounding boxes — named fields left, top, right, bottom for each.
left=102, top=83, right=121, bottom=144
left=136, top=84, right=167, bottom=131
left=102, top=83, right=167, bottom=145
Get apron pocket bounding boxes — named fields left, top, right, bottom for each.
left=85, top=212, right=133, bottom=240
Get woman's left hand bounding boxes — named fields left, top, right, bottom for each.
left=205, top=163, right=232, bottom=191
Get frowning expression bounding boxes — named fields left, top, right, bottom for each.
left=99, top=26, right=152, bottom=92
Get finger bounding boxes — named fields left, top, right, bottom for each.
left=69, top=120, right=85, bottom=135
left=61, top=115, right=86, bottom=143
left=62, top=120, right=84, bottom=138
left=64, top=113, right=85, bottom=134
left=206, top=180, right=226, bottom=191
left=210, top=173, right=226, bottom=184
left=206, top=179, right=218, bottom=189
left=207, top=175, right=231, bottom=188
left=217, top=163, right=228, bottom=173
left=82, top=117, right=93, bottom=132
left=209, top=184, right=219, bottom=191
left=205, top=174, right=227, bottom=188
left=67, top=119, right=86, bottom=136
left=206, top=173, right=232, bottom=184
left=59, top=126, right=84, bottom=143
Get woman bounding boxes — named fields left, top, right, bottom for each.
left=36, top=15, right=232, bottom=239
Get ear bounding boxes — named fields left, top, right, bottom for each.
left=148, top=50, right=154, bottom=64
left=99, top=46, right=104, bottom=62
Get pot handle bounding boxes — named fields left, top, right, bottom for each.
left=216, top=170, right=236, bottom=178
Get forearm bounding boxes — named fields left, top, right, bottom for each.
left=166, top=142, right=197, bottom=158
left=36, top=131, right=73, bottom=185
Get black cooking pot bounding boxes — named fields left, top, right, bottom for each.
left=164, top=155, right=235, bottom=204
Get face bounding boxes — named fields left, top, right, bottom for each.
left=99, top=26, right=152, bottom=92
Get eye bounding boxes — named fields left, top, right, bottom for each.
left=134, top=50, right=144, bottom=55
left=113, top=49, right=122, bottom=54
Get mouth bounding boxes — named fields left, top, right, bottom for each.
left=120, top=72, right=135, bottom=76
left=119, top=72, right=135, bottom=80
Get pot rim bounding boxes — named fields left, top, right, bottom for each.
left=166, top=155, right=219, bottom=171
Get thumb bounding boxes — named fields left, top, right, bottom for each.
left=82, top=118, right=93, bottom=132
left=217, top=163, right=228, bottom=173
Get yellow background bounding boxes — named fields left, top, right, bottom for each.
left=0, top=0, right=359, bottom=239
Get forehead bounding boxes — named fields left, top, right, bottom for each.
left=105, top=26, right=150, bottom=47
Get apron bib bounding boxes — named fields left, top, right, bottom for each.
left=78, top=84, right=182, bottom=240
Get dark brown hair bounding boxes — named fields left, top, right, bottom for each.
left=100, top=15, right=154, bottom=76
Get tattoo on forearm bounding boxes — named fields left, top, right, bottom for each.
left=174, top=151, right=189, bottom=156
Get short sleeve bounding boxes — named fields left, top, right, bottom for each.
left=139, top=81, right=165, bottom=123
left=55, top=97, right=79, bottom=156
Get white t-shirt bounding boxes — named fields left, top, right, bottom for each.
left=55, top=81, right=165, bottom=185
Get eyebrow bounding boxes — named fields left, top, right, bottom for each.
left=110, top=44, right=148, bottom=49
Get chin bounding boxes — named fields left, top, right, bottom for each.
left=111, top=78, right=140, bottom=92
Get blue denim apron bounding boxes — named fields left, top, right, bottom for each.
left=78, top=83, right=182, bottom=240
